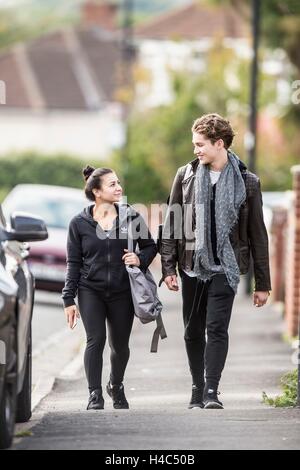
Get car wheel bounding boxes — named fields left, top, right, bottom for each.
left=0, top=318, right=18, bottom=450
left=16, top=326, right=32, bottom=423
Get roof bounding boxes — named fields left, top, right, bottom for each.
left=135, top=1, right=249, bottom=40
left=0, top=26, right=125, bottom=110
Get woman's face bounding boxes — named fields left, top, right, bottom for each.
left=93, top=172, right=123, bottom=203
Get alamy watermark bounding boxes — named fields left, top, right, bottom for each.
left=291, top=80, right=300, bottom=105
left=0, top=80, right=6, bottom=105
left=93, top=201, right=203, bottom=250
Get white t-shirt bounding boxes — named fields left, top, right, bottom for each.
left=209, top=170, right=221, bottom=185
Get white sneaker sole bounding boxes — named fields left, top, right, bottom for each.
left=204, top=401, right=223, bottom=409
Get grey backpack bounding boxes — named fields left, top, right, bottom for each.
left=126, top=220, right=167, bottom=353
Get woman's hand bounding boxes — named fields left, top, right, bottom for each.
left=122, top=249, right=140, bottom=267
left=64, top=305, right=80, bottom=329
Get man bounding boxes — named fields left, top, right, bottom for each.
left=161, top=113, right=271, bottom=409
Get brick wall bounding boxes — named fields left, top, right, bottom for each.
left=270, top=207, right=288, bottom=302
left=285, top=165, right=300, bottom=337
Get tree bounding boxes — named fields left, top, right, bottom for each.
left=0, top=1, right=76, bottom=50
left=203, top=0, right=300, bottom=186
left=115, top=38, right=278, bottom=202
left=206, top=0, right=300, bottom=76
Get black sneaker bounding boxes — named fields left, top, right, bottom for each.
left=203, top=389, right=223, bottom=409
left=87, top=389, right=104, bottom=410
left=106, top=382, right=129, bottom=409
left=188, top=384, right=204, bottom=409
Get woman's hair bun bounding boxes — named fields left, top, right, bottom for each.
left=82, top=165, right=95, bottom=182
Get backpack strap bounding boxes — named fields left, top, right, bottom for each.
left=150, top=312, right=167, bottom=353
left=182, top=162, right=193, bottom=182
left=127, top=218, right=134, bottom=253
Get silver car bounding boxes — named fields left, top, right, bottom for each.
left=2, top=184, right=87, bottom=292
left=0, top=206, right=48, bottom=449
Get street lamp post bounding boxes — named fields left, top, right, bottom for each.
left=247, top=0, right=260, bottom=175
left=245, top=0, right=261, bottom=294
left=122, top=0, right=134, bottom=62
left=120, top=0, right=134, bottom=187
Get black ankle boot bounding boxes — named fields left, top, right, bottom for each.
left=188, top=384, right=204, bottom=409
left=87, top=388, right=104, bottom=410
left=106, top=382, right=129, bottom=409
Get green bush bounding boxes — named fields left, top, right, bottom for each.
left=262, top=369, right=298, bottom=407
left=122, top=158, right=167, bottom=204
left=0, top=151, right=107, bottom=202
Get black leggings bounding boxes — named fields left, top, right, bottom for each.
left=78, top=288, right=134, bottom=393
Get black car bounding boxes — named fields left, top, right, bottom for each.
left=0, top=206, right=48, bottom=449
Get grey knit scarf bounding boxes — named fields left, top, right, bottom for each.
left=193, top=151, right=246, bottom=293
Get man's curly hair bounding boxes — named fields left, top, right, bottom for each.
left=192, top=113, right=235, bottom=149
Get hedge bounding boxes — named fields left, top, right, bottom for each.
left=0, top=152, right=109, bottom=202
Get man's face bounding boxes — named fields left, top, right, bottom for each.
left=192, top=132, right=221, bottom=165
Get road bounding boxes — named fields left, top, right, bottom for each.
left=32, top=290, right=66, bottom=349
left=11, top=273, right=300, bottom=450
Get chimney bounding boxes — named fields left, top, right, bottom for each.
left=81, top=1, right=118, bottom=31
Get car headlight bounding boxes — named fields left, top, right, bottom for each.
left=0, top=292, right=4, bottom=311
left=0, top=339, right=6, bottom=365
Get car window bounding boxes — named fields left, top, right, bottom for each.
left=3, top=195, right=86, bottom=230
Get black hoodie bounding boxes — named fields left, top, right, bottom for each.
left=62, top=203, right=157, bottom=307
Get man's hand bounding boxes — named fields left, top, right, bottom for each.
left=253, top=291, right=269, bottom=307
left=164, top=275, right=179, bottom=291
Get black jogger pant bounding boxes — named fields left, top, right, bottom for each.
left=77, top=288, right=134, bottom=393
left=180, top=271, right=235, bottom=391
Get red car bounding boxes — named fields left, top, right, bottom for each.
left=2, top=184, right=87, bottom=292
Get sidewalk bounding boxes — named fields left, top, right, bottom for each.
left=13, top=270, right=300, bottom=450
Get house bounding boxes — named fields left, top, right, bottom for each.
left=0, top=1, right=129, bottom=159
left=133, top=0, right=251, bottom=109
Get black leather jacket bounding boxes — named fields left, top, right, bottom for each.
left=161, top=157, right=271, bottom=292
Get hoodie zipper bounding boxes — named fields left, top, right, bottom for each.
left=107, top=234, right=110, bottom=296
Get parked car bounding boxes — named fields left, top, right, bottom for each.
left=0, top=206, right=48, bottom=449
left=2, top=185, right=87, bottom=292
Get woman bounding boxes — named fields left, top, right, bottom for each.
left=62, top=166, right=157, bottom=410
